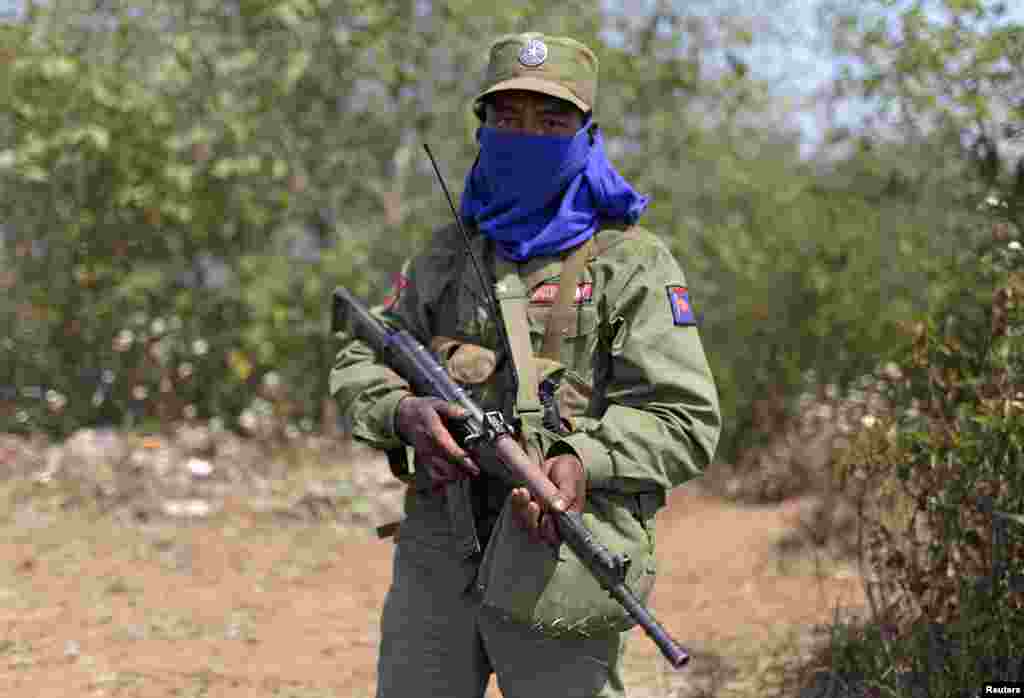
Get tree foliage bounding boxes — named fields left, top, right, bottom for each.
left=825, top=0, right=1024, bottom=225
left=1, top=0, right=1011, bottom=466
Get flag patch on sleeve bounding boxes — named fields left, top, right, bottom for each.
left=666, top=285, right=697, bottom=326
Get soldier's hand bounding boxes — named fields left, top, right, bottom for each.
left=511, top=453, right=586, bottom=546
left=395, top=396, right=480, bottom=492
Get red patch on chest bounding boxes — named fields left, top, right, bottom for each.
left=530, top=282, right=594, bottom=305
left=382, top=272, right=410, bottom=309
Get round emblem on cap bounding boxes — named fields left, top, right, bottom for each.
left=518, top=38, right=548, bottom=67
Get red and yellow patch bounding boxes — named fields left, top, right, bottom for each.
left=382, top=272, right=410, bottom=309
left=529, top=282, right=594, bottom=305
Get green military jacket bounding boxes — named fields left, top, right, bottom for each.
left=329, top=222, right=721, bottom=635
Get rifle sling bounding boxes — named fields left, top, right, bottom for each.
left=493, top=256, right=542, bottom=416
left=542, top=237, right=594, bottom=361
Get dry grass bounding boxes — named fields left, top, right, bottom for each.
left=0, top=460, right=869, bottom=698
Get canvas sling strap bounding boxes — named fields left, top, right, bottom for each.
left=493, top=257, right=543, bottom=418
left=493, top=235, right=595, bottom=416
left=539, top=236, right=594, bottom=362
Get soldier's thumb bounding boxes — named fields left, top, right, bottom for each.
left=436, top=401, right=468, bottom=419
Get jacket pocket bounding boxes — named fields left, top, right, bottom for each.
left=476, top=487, right=657, bottom=638
left=527, top=303, right=599, bottom=370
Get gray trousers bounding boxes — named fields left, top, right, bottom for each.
left=376, top=489, right=627, bottom=698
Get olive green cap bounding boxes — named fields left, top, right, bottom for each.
left=473, top=33, right=599, bottom=118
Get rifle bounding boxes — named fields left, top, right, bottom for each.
left=331, top=285, right=691, bottom=669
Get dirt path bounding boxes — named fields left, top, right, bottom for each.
left=0, top=482, right=866, bottom=697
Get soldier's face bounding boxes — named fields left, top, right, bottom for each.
left=484, top=91, right=584, bottom=137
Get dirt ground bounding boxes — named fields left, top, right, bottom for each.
left=0, top=479, right=868, bottom=698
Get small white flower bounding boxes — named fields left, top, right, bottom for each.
left=150, top=317, right=167, bottom=335
left=46, top=390, right=67, bottom=412
left=192, top=339, right=209, bottom=356
left=262, top=371, right=281, bottom=388
left=987, top=194, right=1002, bottom=207
left=1009, top=240, right=1022, bottom=252
left=113, top=329, right=135, bottom=352
left=186, top=457, right=213, bottom=478
left=861, top=414, right=878, bottom=428
left=15, top=410, right=29, bottom=423
left=239, top=409, right=257, bottom=432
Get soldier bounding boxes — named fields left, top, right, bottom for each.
left=330, top=32, right=721, bottom=698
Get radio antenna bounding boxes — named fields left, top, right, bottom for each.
left=422, top=144, right=519, bottom=417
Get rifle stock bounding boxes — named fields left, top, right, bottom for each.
left=332, top=287, right=691, bottom=669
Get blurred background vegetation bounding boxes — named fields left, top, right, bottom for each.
left=0, top=0, right=1021, bottom=462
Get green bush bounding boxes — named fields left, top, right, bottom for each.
left=826, top=216, right=1024, bottom=694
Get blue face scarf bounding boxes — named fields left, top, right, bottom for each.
left=459, top=119, right=649, bottom=262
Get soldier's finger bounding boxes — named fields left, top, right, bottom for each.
left=433, top=400, right=468, bottom=421
left=527, top=500, right=542, bottom=542
left=511, top=488, right=533, bottom=531
left=426, top=417, right=479, bottom=476
left=536, top=507, right=561, bottom=544
left=510, top=487, right=528, bottom=509
left=427, top=456, right=459, bottom=483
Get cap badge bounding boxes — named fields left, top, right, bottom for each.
left=518, top=38, right=548, bottom=67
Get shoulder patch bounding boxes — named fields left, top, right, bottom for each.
left=666, top=285, right=696, bottom=326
